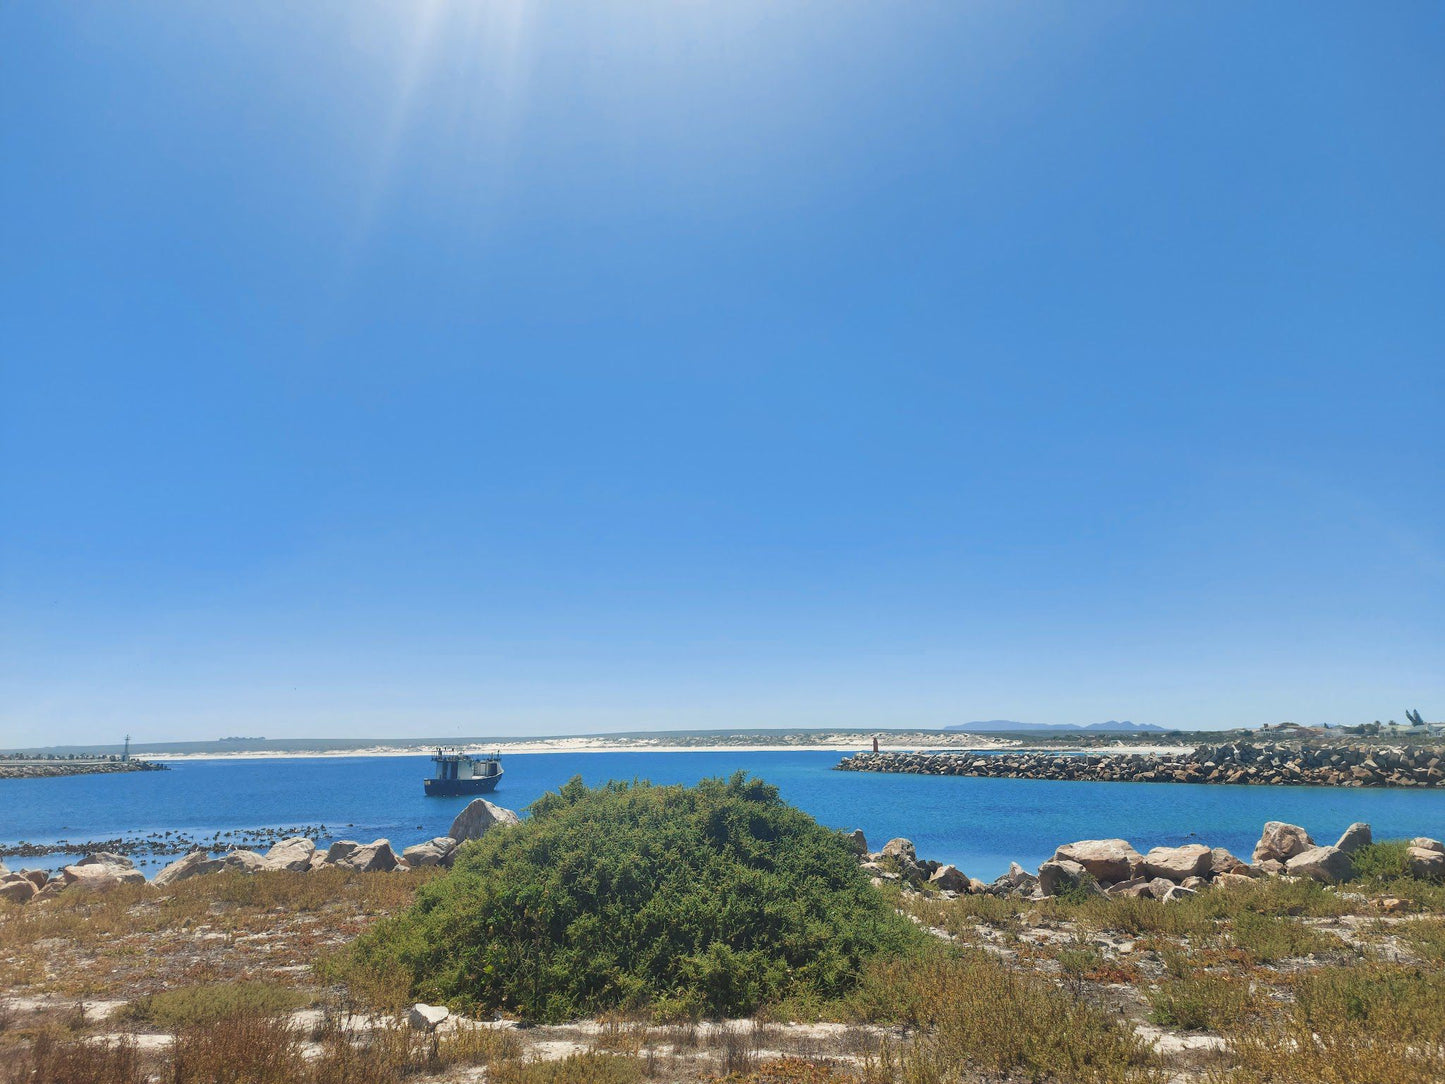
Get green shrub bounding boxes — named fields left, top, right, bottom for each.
left=347, top=774, right=924, bottom=1022
left=1351, top=840, right=1413, bottom=882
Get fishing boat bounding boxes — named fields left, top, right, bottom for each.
left=423, top=748, right=503, bottom=796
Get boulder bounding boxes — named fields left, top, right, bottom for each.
left=448, top=799, right=521, bottom=844
left=1214, top=872, right=1256, bottom=890
left=1162, top=885, right=1197, bottom=903
left=0, top=875, right=37, bottom=904
left=1334, top=823, right=1372, bottom=855
left=331, top=840, right=401, bottom=873
left=75, top=852, right=137, bottom=870
left=32, top=880, right=66, bottom=903
left=879, top=838, right=917, bottom=863
left=1105, top=877, right=1149, bottom=898
left=1181, top=876, right=1209, bottom=891
left=928, top=864, right=970, bottom=892
left=1209, top=848, right=1250, bottom=877
left=1253, top=822, right=1314, bottom=863
left=1145, top=877, right=1178, bottom=900
left=1253, top=859, right=1286, bottom=877
left=408, top=1003, right=450, bottom=1031
left=1141, top=844, right=1212, bottom=882
left=152, top=850, right=223, bottom=887
left=61, top=862, right=145, bottom=890
left=1407, top=846, right=1445, bottom=879
left=1006, top=861, right=1034, bottom=886
left=222, top=850, right=270, bottom=873
left=1051, top=839, right=1142, bottom=885
left=1038, top=859, right=1095, bottom=897
left=324, top=841, right=359, bottom=865
left=1410, top=837, right=1445, bottom=855
left=402, top=837, right=457, bottom=868
left=847, top=829, right=868, bottom=855
left=264, top=837, right=317, bottom=872
left=1285, top=845, right=1352, bottom=883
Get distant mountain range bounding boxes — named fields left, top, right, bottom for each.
left=943, top=720, right=1169, bottom=734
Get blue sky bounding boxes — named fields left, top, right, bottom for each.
left=2, top=2, right=1442, bottom=746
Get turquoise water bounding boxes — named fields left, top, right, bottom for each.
left=4, top=750, right=1445, bottom=880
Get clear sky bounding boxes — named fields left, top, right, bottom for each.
left=2, top=3, right=1442, bottom=746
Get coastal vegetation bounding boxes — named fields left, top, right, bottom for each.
left=2, top=780, right=1444, bottom=1083
left=344, top=775, right=924, bottom=1021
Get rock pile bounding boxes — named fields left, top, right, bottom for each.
left=853, top=820, right=1444, bottom=903
left=0, top=797, right=521, bottom=908
left=836, top=741, right=1445, bottom=788
left=0, top=758, right=168, bottom=780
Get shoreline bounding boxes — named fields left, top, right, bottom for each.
left=141, top=739, right=1187, bottom=762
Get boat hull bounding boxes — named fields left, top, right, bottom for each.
left=424, top=772, right=502, bottom=797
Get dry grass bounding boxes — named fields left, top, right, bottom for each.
left=0, top=868, right=439, bottom=1002
left=0, top=1032, right=146, bottom=1084
left=1210, top=964, right=1445, bottom=1083
left=851, top=950, right=1165, bottom=1084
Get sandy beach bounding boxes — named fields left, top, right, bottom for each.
left=143, top=736, right=1188, bottom=762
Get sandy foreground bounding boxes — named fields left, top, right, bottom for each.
left=146, top=736, right=1187, bottom=761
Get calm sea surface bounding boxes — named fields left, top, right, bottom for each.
left=5, top=750, right=1445, bottom=880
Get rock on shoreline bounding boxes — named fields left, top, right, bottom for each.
left=857, top=820, right=1444, bottom=902
left=0, top=797, right=520, bottom=908
left=836, top=740, right=1445, bottom=788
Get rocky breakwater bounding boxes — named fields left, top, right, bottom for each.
left=0, top=756, right=168, bottom=780
left=836, top=740, right=1445, bottom=788
left=0, top=797, right=521, bottom=907
left=853, top=819, right=1445, bottom=904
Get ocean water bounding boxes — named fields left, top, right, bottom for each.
left=4, top=750, right=1445, bottom=881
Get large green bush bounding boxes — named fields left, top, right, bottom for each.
left=348, top=774, right=922, bottom=1022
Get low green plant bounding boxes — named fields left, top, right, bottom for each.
left=1350, top=840, right=1413, bottom=882
left=1218, top=965, right=1445, bottom=1083
left=123, top=982, right=310, bottom=1029
left=851, top=949, right=1164, bottom=1084
left=1228, top=912, right=1339, bottom=964
left=347, top=774, right=924, bottom=1022
left=1147, top=972, right=1254, bottom=1031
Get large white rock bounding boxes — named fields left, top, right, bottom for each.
left=928, top=864, right=970, bottom=892
left=1407, top=846, right=1445, bottom=879
left=1410, top=837, right=1444, bottom=855
left=1285, top=845, right=1353, bottom=883
left=152, top=850, right=224, bottom=887
left=1253, top=822, right=1314, bottom=863
left=402, top=837, right=457, bottom=868
left=0, top=875, right=37, bottom=903
left=222, top=850, right=270, bottom=873
left=1209, top=848, right=1250, bottom=877
left=331, top=840, right=401, bottom=872
left=408, top=1003, right=450, bottom=1031
left=1334, top=823, right=1372, bottom=855
left=448, top=799, right=521, bottom=844
left=1052, top=840, right=1142, bottom=885
left=1141, top=844, right=1213, bottom=882
left=1038, top=859, right=1098, bottom=897
left=61, top=862, right=145, bottom=890
left=264, top=837, right=317, bottom=872
left=75, top=852, right=137, bottom=870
